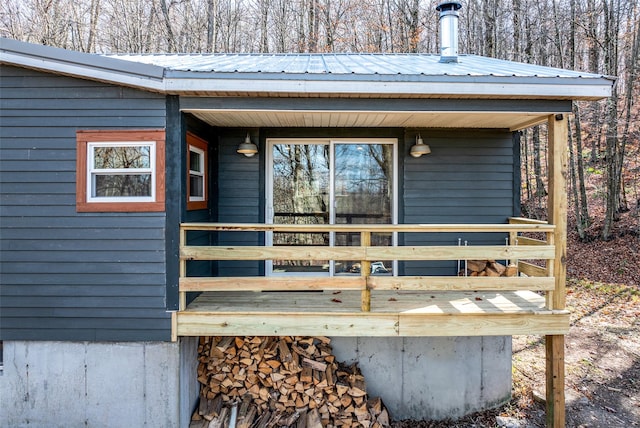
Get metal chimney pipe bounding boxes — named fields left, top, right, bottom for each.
left=436, top=1, right=462, bottom=63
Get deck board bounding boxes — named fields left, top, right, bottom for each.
left=177, top=290, right=569, bottom=337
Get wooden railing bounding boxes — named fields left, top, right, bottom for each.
left=508, top=216, right=556, bottom=307
left=179, top=219, right=557, bottom=312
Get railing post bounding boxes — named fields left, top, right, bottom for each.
left=360, top=231, right=371, bottom=312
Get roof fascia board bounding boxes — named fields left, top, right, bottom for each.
left=165, top=70, right=612, bottom=83
left=166, top=78, right=612, bottom=100
left=180, top=97, right=573, bottom=113
left=1, top=38, right=165, bottom=92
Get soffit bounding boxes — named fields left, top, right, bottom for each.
left=185, top=109, right=551, bottom=131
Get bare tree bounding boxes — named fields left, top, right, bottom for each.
left=206, top=0, right=217, bottom=51
left=158, top=0, right=177, bottom=52
left=602, top=0, right=623, bottom=240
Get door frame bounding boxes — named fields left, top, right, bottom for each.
left=265, top=137, right=398, bottom=276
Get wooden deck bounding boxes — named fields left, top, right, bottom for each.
left=174, top=219, right=568, bottom=338
left=177, top=289, right=569, bottom=337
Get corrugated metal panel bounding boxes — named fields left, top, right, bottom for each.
left=0, top=65, right=171, bottom=342
left=111, top=53, right=606, bottom=79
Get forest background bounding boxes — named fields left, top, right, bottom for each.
left=1, top=0, right=638, bottom=284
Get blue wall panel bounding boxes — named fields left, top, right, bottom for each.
left=0, top=66, right=170, bottom=341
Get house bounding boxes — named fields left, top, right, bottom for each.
left=0, top=8, right=613, bottom=427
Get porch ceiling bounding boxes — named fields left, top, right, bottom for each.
left=185, top=109, right=551, bottom=131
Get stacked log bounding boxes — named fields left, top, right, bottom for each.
left=459, top=260, right=518, bottom=277
left=191, top=336, right=390, bottom=428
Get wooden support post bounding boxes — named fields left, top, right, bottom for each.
left=548, top=114, right=568, bottom=310
left=360, top=231, right=371, bottom=312
left=546, top=114, right=568, bottom=428
left=546, top=335, right=565, bottom=427
left=171, top=311, right=178, bottom=342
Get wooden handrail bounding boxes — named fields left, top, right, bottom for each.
left=180, top=245, right=555, bottom=261
left=508, top=217, right=549, bottom=225
left=178, top=222, right=558, bottom=312
left=181, top=222, right=555, bottom=233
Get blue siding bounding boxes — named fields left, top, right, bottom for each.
left=216, top=130, right=263, bottom=276
left=212, top=127, right=514, bottom=278
left=0, top=65, right=170, bottom=341
left=183, top=119, right=217, bottom=279
left=402, top=129, right=516, bottom=275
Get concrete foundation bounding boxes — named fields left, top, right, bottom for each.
left=0, top=339, right=198, bottom=428
left=1, top=337, right=511, bottom=425
left=330, top=336, right=512, bottom=420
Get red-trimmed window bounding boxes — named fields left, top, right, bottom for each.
left=186, top=132, right=208, bottom=211
left=76, top=130, right=165, bottom=212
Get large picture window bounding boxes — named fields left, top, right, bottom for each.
left=76, top=130, right=165, bottom=212
left=186, top=132, right=208, bottom=210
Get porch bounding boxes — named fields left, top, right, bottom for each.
left=173, top=218, right=568, bottom=338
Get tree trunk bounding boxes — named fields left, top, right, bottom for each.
left=158, top=0, right=176, bottom=52
left=586, top=0, right=602, bottom=162
left=407, top=0, right=420, bottom=53
left=260, top=0, right=269, bottom=53
left=511, top=0, right=521, bottom=61
left=574, top=104, right=590, bottom=232
left=617, top=11, right=639, bottom=213
left=483, top=0, right=497, bottom=57
left=308, top=0, right=319, bottom=52
left=207, top=0, right=217, bottom=52
left=602, top=0, right=622, bottom=240
left=523, top=129, right=532, bottom=202
left=533, top=126, right=546, bottom=198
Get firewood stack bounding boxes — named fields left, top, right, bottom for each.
left=459, top=260, right=518, bottom=277
left=191, top=336, right=390, bottom=428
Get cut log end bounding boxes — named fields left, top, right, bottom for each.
left=195, top=336, right=391, bottom=427
left=459, top=260, right=518, bottom=278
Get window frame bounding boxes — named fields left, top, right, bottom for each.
left=87, top=141, right=156, bottom=203
left=265, top=137, right=398, bottom=276
left=76, top=130, right=165, bottom=212
left=186, top=132, right=209, bottom=211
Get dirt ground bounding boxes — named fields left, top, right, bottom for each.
left=391, top=277, right=640, bottom=428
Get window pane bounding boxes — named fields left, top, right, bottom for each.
left=189, top=150, right=202, bottom=173
left=190, top=175, right=204, bottom=198
left=94, top=146, right=151, bottom=169
left=335, top=144, right=393, bottom=275
left=94, top=174, right=151, bottom=197
left=272, top=143, right=330, bottom=273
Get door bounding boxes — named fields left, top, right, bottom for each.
left=266, top=138, right=397, bottom=276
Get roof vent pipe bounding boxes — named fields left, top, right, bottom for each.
left=436, top=2, right=462, bottom=63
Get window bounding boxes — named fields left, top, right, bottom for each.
left=186, top=132, right=208, bottom=210
left=76, top=130, right=165, bottom=212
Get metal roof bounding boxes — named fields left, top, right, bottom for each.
left=1, top=37, right=614, bottom=101
left=0, top=38, right=616, bottom=129
left=108, top=52, right=614, bottom=101
left=110, top=52, right=603, bottom=79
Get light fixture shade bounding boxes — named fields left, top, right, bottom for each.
left=410, top=135, right=431, bottom=158
left=237, top=133, right=258, bottom=157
